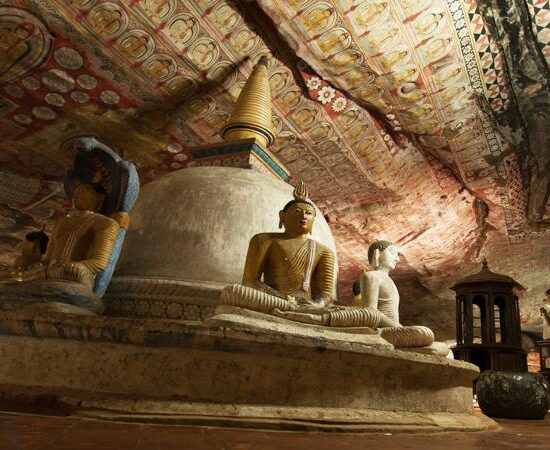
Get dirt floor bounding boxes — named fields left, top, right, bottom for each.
left=0, top=411, right=548, bottom=450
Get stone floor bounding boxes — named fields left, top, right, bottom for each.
left=0, top=411, right=548, bottom=450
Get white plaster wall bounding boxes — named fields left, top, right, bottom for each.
left=116, top=167, right=336, bottom=285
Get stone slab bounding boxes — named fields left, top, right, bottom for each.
left=207, top=305, right=392, bottom=349
left=0, top=386, right=495, bottom=432
left=0, top=309, right=489, bottom=431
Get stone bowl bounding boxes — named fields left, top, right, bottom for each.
left=477, top=370, right=550, bottom=419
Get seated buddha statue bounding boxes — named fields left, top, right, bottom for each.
left=221, top=182, right=336, bottom=313
left=28, top=183, right=119, bottom=287
left=0, top=136, right=139, bottom=315
left=220, top=183, right=443, bottom=353
left=0, top=183, right=119, bottom=314
left=360, top=240, right=450, bottom=353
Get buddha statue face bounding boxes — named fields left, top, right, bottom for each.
left=279, top=201, right=316, bottom=236
left=379, top=244, right=399, bottom=270
left=368, top=240, right=399, bottom=271
left=72, top=184, right=105, bottom=212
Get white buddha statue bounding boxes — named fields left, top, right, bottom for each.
left=360, top=240, right=451, bottom=356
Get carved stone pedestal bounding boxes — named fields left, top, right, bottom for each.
left=0, top=308, right=495, bottom=432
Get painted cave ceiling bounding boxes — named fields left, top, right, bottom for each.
left=1, top=0, right=550, bottom=338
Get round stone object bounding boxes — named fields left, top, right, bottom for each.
left=477, top=370, right=550, bottom=419
left=116, top=166, right=336, bottom=286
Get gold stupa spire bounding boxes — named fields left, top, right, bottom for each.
left=222, top=56, right=275, bottom=147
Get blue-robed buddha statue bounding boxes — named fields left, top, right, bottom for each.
left=0, top=137, right=139, bottom=315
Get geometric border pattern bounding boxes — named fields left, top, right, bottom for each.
left=449, top=0, right=511, bottom=113
left=528, top=0, right=550, bottom=66
left=448, top=0, right=507, bottom=157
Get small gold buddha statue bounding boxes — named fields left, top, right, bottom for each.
left=32, top=183, right=119, bottom=287
left=1, top=183, right=120, bottom=314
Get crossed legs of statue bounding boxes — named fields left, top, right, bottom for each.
left=220, top=284, right=434, bottom=348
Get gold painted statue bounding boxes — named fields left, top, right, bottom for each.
left=220, top=183, right=445, bottom=353
left=1, top=183, right=120, bottom=314
left=221, top=182, right=336, bottom=312
left=18, top=184, right=119, bottom=288
left=0, top=136, right=139, bottom=315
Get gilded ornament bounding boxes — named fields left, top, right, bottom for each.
left=222, top=56, right=275, bottom=147
left=88, top=4, right=127, bottom=38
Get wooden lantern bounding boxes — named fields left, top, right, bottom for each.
left=452, top=260, right=527, bottom=372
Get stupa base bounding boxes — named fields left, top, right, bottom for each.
left=0, top=309, right=494, bottom=432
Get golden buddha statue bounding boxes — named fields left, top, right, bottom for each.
left=221, top=182, right=336, bottom=312
left=0, top=134, right=140, bottom=315
left=0, top=183, right=120, bottom=314
left=221, top=181, right=383, bottom=326
left=24, top=183, right=119, bottom=288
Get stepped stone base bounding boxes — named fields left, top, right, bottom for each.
left=207, top=305, right=390, bottom=348
left=0, top=309, right=493, bottom=432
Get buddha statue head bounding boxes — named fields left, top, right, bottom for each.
left=72, top=183, right=106, bottom=212
left=368, top=240, right=399, bottom=270
left=279, top=182, right=316, bottom=236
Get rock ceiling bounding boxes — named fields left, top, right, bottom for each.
left=1, top=0, right=550, bottom=338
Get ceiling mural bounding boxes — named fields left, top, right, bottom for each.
left=0, top=0, right=549, bottom=339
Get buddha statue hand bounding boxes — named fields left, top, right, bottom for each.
left=312, top=293, right=332, bottom=308
left=271, top=308, right=329, bottom=325
left=44, top=261, right=95, bottom=288
left=220, top=284, right=300, bottom=314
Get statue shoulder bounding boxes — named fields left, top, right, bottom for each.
left=248, top=232, right=282, bottom=247
left=314, top=241, right=335, bottom=258
left=362, top=269, right=383, bottom=282
left=91, top=213, right=120, bottom=231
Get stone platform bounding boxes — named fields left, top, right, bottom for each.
left=0, top=309, right=493, bottom=432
